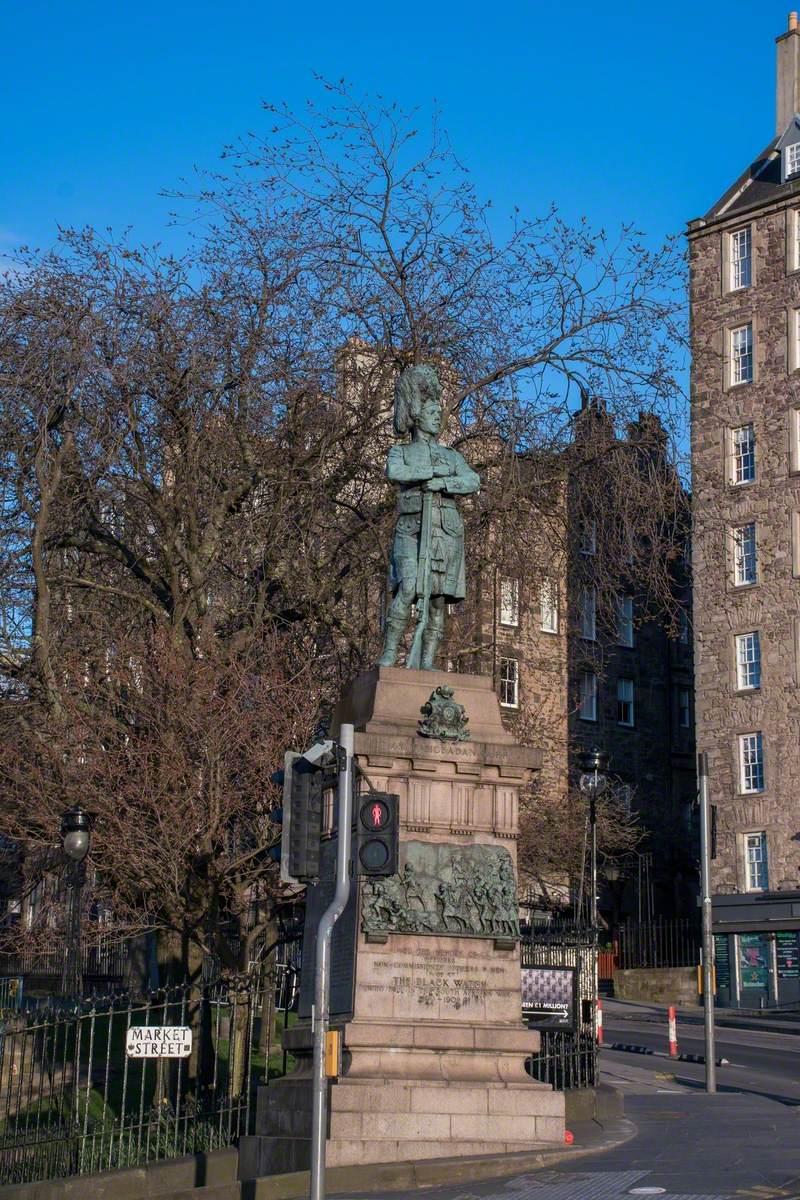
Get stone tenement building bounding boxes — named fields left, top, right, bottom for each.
left=459, top=398, right=696, bottom=920
left=689, top=14, right=800, bottom=1007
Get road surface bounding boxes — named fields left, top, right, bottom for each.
left=355, top=1005, right=800, bottom=1200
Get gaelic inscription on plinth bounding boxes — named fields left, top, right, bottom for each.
left=361, top=841, right=519, bottom=940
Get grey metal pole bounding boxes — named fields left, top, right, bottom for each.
left=698, top=751, right=717, bottom=1093
left=310, top=723, right=353, bottom=1200
left=590, top=791, right=598, bottom=1027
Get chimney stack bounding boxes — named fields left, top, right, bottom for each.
left=777, top=13, right=800, bottom=134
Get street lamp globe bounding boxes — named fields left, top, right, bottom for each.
left=578, top=747, right=610, bottom=797
left=604, top=859, right=621, bottom=883
left=60, top=807, right=94, bottom=864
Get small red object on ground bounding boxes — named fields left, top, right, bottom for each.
left=564, top=1129, right=574, bottom=1145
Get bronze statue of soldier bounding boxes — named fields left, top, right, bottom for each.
left=378, top=365, right=480, bottom=670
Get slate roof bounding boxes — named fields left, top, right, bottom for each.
left=702, top=123, right=800, bottom=223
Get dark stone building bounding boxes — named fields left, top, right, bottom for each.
left=689, top=14, right=800, bottom=1006
left=467, top=400, right=696, bottom=920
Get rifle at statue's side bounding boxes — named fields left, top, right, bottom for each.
left=378, top=366, right=480, bottom=671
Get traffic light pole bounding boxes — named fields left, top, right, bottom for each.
left=310, top=722, right=353, bottom=1200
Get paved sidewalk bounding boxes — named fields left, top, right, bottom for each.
left=348, top=1090, right=800, bottom=1200
left=336, top=1054, right=800, bottom=1200
left=605, top=994, right=800, bottom=1037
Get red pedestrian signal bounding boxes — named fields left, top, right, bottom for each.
left=364, top=799, right=390, bottom=831
left=354, top=792, right=399, bottom=877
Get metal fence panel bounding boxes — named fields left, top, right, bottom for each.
left=617, top=917, right=700, bottom=970
left=0, top=940, right=128, bottom=987
left=520, top=918, right=597, bottom=1090
left=0, top=955, right=298, bottom=1188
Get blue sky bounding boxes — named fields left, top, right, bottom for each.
left=0, top=1, right=788, bottom=259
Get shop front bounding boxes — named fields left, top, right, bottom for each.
left=712, top=892, right=800, bottom=1009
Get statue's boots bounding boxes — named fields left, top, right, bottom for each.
left=378, top=616, right=406, bottom=667
left=420, top=609, right=445, bottom=670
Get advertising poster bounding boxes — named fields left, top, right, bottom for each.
left=776, top=932, right=800, bottom=980
left=739, top=933, right=769, bottom=989
left=521, top=965, right=576, bottom=1031
left=714, top=934, right=731, bottom=992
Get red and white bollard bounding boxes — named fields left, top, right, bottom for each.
left=596, top=997, right=604, bottom=1046
left=668, top=1004, right=679, bottom=1058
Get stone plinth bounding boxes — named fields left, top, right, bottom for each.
left=239, top=668, right=563, bottom=1179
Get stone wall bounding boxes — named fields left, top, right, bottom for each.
left=613, top=967, right=698, bottom=1006
left=690, top=200, right=800, bottom=895
left=0, top=1148, right=238, bottom=1200
left=462, top=489, right=696, bottom=913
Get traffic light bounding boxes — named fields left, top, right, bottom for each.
left=287, top=756, right=325, bottom=882
left=270, top=745, right=337, bottom=884
left=354, top=792, right=399, bottom=877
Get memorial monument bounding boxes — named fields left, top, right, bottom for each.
left=239, top=366, right=564, bottom=1178
left=377, top=363, right=480, bottom=671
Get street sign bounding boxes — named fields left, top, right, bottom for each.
left=521, top=965, right=577, bottom=1031
left=125, top=1026, right=192, bottom=1058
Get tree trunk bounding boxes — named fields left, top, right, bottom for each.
left=257, top=958, right=277, bottom=1068
left=156, top=929, right=214, bottom=1092
left=228, top=984, right=251, bottom=1099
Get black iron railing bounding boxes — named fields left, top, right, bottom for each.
left=0, top=939, right=128, bottom=985
left=527, top=1029, right=597, bottom=1090
left=0, top=952, right=299, bottom=1188
left=520, top=916, right=597, bottom=1090
left=616, top=917, right=700, bottom=970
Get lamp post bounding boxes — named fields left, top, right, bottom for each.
left=603, top=858, right=623, bottom=949
left=579, top=748, right=609, bottom=1032
left=60, top=807, right=94, bottom=1001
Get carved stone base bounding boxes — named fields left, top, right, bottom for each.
left=241, top=668, right=562, bottom=1179
left=239, top=1076, right=564, bottom=1177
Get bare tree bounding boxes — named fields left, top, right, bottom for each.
left=0, top=630, right=317, bottom=980
left=0, top=83, right=687, bottom=969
